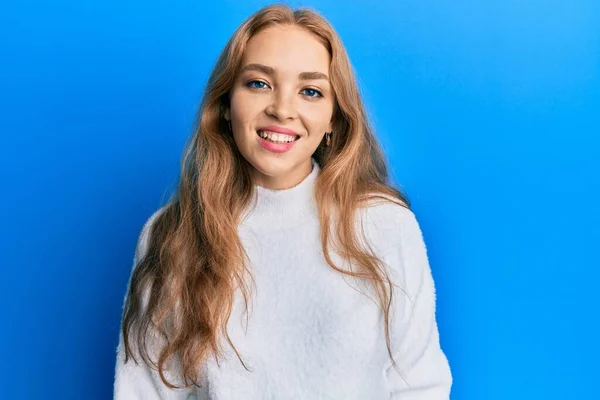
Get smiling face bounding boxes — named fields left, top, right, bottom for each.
left=224, top=24, right=335, bottom=190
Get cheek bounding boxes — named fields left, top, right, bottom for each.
left=229, top=90, right=262, bottom=124
left=301, top=105, right=333, bottom=134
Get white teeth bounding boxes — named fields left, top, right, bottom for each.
left=258, top=130, right=298, bottom=143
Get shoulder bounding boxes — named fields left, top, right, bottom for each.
left=357, top=193, right=421, bottom=244
left=134, top=206, right=168, bottom=265
left=350, top=193, right=425, bottom=267
left=359, top=195, right=434, bottom=303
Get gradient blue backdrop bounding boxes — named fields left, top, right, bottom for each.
left=1, top=0, right=598, bottom=398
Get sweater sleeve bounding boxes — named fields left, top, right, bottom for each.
left=113, top=208, right=196, bottom=400
left=383, top=208, right=453, bottom=399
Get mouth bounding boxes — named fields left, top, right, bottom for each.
left=256, top=129, right=301, bottom=144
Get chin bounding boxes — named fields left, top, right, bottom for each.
left=252, top=158, right=293, bottom=175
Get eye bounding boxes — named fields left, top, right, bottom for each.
left=301, top=88, right=323, bottom=98
left=245, top=80, right=270, bottom=90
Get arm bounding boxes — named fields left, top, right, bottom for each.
left=383, top=209, right=453, bottom=399
left=114, top=333, right=194, bottom=399
left=113, top=208, right=195, bottom=399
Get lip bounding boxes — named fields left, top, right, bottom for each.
left=257, top=125, right=299, bottom=137
left=256, top=130, right=299, bottom=153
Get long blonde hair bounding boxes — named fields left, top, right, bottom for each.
left=121, top=3, right=411, bottom=389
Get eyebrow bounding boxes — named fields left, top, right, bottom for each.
left=239, top=63, right=330, bottom=81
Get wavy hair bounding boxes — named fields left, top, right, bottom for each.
left=121, top=3, right=411, bottom=389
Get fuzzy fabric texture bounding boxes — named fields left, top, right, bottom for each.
left=114, top=157, right=453, bottom=399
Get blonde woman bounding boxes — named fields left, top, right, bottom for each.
left=114, top=4, right=452, bottom=399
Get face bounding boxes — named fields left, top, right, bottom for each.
left=224, top=25, right=335, bottom=190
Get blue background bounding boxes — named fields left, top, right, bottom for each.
left=1, top=0, right=598, bottom=398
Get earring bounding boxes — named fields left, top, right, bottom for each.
left=326, top=131, right=332, bottom=146
left=227, top=120, right=232, bottom=132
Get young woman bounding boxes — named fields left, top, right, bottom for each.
left=114, top=4, right=452, bottom=399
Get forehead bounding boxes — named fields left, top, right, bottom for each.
left=241, top=25, right=330, bottom=75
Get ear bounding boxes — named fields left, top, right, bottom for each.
left=328, top=113, right=335, bottom=132
left=223, top=108, right=230, bottom=121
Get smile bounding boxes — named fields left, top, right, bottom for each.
left=257, top=130, right=300, bottom=143
left=256, top=130, right=300, bottom=153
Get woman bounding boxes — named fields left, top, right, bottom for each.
left=114, top=4, right=452, bottom=399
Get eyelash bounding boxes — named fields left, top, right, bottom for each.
left=244, top=80, right=324, bottom=99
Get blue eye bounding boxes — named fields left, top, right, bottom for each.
left=246, top=80, right=269, bottom=90
left=301, top=88, right=323, bottom=98
left=245, top=80, right=323, bottom=99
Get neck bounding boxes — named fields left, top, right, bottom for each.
left=251, top=158, right=314, bottom=190
left=240, top=157, right=320, bottom=231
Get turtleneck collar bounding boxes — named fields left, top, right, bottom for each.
left=240, top=157, right=320, bottom=231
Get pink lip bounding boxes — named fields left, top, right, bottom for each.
left=256, top=130, right=299, bottom=153
left=258, top=125, right=299, bottom=137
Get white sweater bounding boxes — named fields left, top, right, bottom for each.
left=114, top=158, right=452, bottom=399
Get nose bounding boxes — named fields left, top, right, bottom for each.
left=265, top=89, right=297, bottom=121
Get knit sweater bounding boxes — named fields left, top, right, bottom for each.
left=113, top=157, right=453, bottom=399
